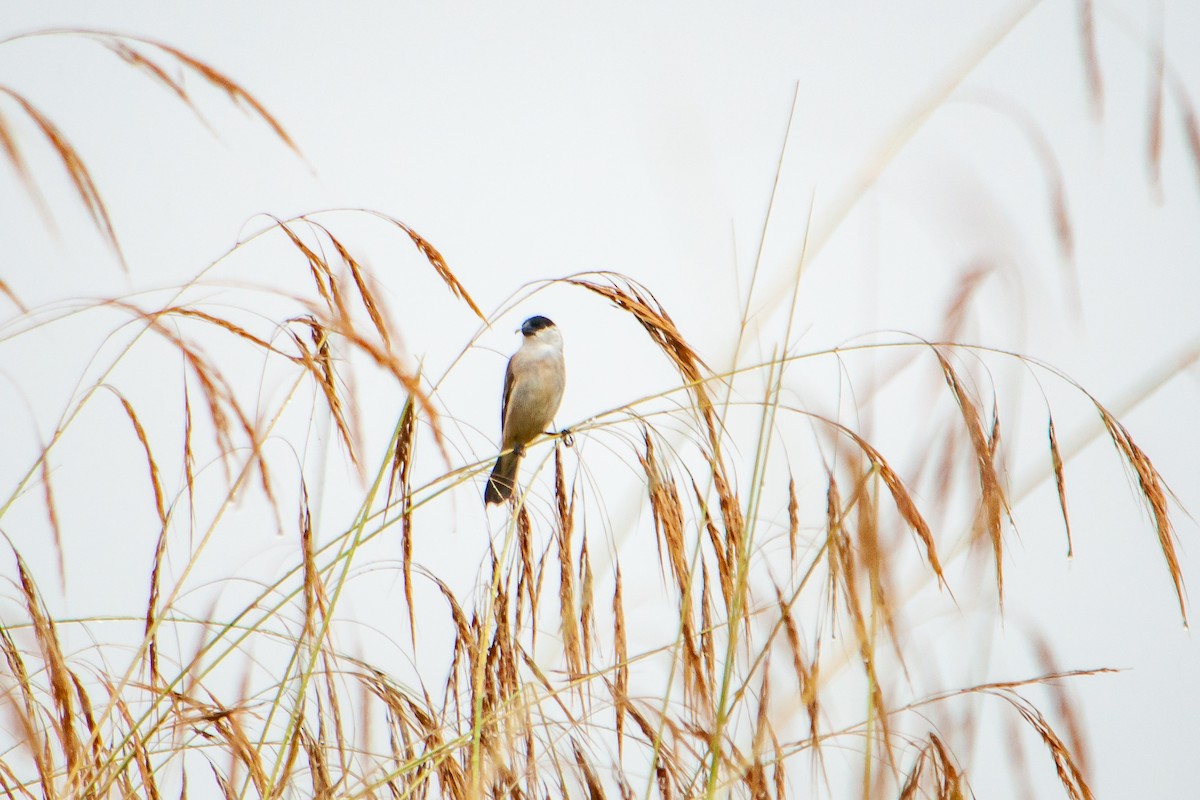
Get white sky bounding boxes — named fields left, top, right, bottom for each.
left=2, top=2, right=1199, bottom=797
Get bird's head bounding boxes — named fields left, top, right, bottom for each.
left=520, top=316, right=556, bottom=337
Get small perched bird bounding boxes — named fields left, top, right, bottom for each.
left=484, top=315, right=566, bottom=504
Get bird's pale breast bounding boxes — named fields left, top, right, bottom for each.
left=502, top=346, right=565, bottom=449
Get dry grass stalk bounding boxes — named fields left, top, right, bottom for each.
left=0, top=276, right=27, bottom=313
left=206, top=761, right=235, bottom=800
left=358, top=671, right=426, bottom=795
left=940, top=265, right=991, bottom=343
left=620, top=700, right=679, bottom=800
left=993, top=689, right=1093, bottom=800
left=515, top=504, right=540, bottom=647
left=555, top=445, right=583, bottom=680
left=307, top=220, right=394, bottom=349
left=128, top=306, right=279, bottom=514
left=111, top=690, right=160, bottom=800
left=88, top=32, right=301, bottom=153
left=380, top=217, right=485, bottom=321
left=1147, top=33, right=1165, bottom=198
left=774, top=586, right=819, bottom=750
left=0, top=106, right=41, bottom=211
left=0, top=625, right=53, bottom=798
left=1048, top=416, right=1074, bottom=557
left=639, top=432, right=690, bottom=608
left=429, top=573, right=472, bottom=727
left=0, top=760, right=38, bottom=800
left=272, top=720, right=305, bottom=799
left=182, top=380, right=197, bottom=518
left=212, top=708, right=269, bottom=799
left=294, top=316, right=360, bottom=465
left=15, top=554, right=83, bottom=790
left=928, top=733, right=966, bottom=800
left=699, top=564, right=717, bottom=703
left=1076, top=0, right=1103, bottom=119
left=693, top=478, right=734, bottom=616
left=273, top=217, right=345, bottom=320
left=849, top=465, right=906, bottom=678
left=571, top=740, right=607, bottom=800
left=824, top=476, right=897, bottom=775
left=299, top=727, right=334, bottom=799
left=145, top=525, right=168, bottom=687
left=579, top=534, right=596, bottom=673
left=0, top=85, right=126, bottom=269
left=787, top=477, right=799, bottom=566
left=709, top=462, right=746, bottom=592
left=1033, top=637, right=1091, bottom=784
left=743, top=759, right=768, bottom=800
left=300, top=481, right=329, bottom=641
left=1180, top=91, right=1200, bottom=189
left=151, top=305, right=287, bottom=357
left=679, top=610, right=710, bottom=713
left=67, top=672, right=102, bottom=771
left=388, top=397, right=417, bottom=644
left=1097, top=405, right=1187, bottom=624
left=967, top=98, right=1078, bottom=302
left=565, top=275, right=734, bottom=481
left=101, top=38, right=187, bottom=103
left=637, top=432, right=710, bottom=706
left=115, top=392, right=168, bottom=528
left=488, top=576, right=519, bottom=713
left=897, top=742, right=927, bottom=800
left=38, top=455, right=65, bottom=588
left=750, top=659, right=771, bottom=766
left=834, top=423, right=945, bottom=586
left=935, top=348, right=1005, bottom=601
left=322, top=320, right=445, bottom=454
left=612, top=561, right=629, bottom=757
left=264, top=219, right=446, bottom=454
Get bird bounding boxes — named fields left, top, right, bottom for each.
left=484, top=315, right=566, bottom=504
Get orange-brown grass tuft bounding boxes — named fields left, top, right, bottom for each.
left=774, top=586, right=819, bottom=750
left=996, top=689, right=1094, bottom=800
left=390, top=396, right=418, bottom=643
left=85, top=31, right=300, bottom=154
left=0, top=276, right=27, bottom=313
left=0, top=85, right=125, bottom=270
left=1048, top=415, right=1073, bottom=557
left=37, top=454, right=65, bottom=588
left=555, top=443, right=583, bottom=680
left=381, top=215, right=486, bottom=322
left=1097, top=404, right=1187, bottom=625
left=612, top=559, right=629, bottom=757
left=826, top=418, right=945, bottom=587
left=935, top=348, right=1005, bottom=601
left=293, top=315, right=359, bottom=468
left=565, top=274, right=725, bottom=460
left=145, top=522, right=168, bottom=688
left=15, top=553, right=82, bottom=792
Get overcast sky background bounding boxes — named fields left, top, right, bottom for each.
left=2, top=2, right=1199, bottom=797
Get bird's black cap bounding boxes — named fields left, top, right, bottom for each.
left=521, top=316, right=555, bottom=336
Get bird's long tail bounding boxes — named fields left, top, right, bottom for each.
left=484, top=451, right=521, bottom=504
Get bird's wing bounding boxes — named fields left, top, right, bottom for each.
left=500, top=356, right=516, bottom=431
